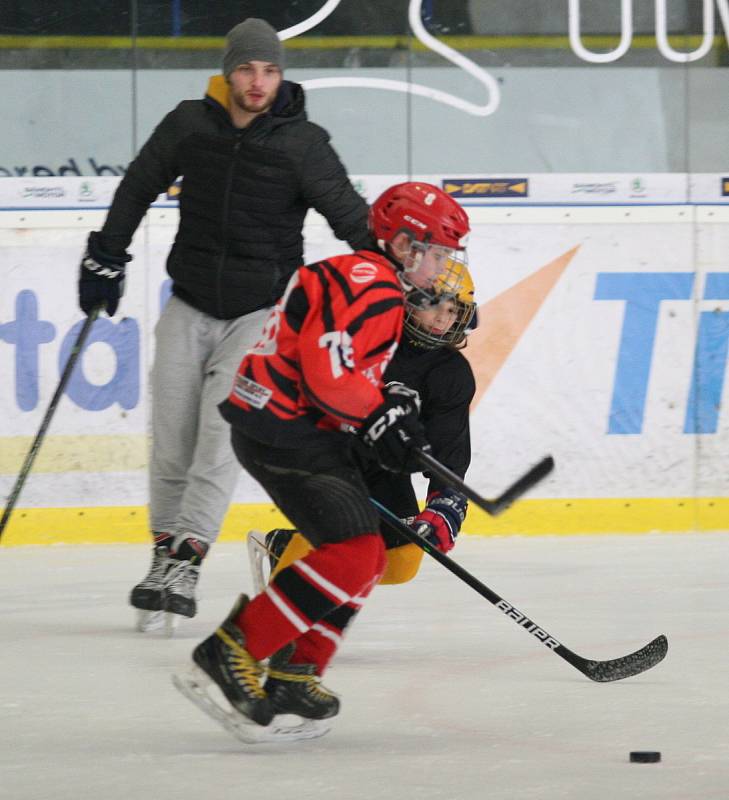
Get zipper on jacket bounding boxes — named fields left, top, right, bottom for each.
left=216, top=132, right=244, bottom=317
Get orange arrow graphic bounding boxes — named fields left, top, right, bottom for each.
left=466, top=246, right=579, bottom=408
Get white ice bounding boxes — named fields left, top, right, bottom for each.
left=2, top=533, right=727, bottom=800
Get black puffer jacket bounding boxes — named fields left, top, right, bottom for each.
left=99, top=76, right=370, bottom=319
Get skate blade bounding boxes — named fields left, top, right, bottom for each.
left=267, top=715, right=332, bottom=743
left=164, top=612, right=180, bottom=638
left=246, top=530, right=269, bottom=594
left=136, top=609, right=165, bottom=633
left=172, top=667, right=331, bottom=745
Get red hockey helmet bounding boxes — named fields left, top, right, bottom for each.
left=368, top=182, right=470, bottom=250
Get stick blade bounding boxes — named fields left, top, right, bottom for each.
left=489, top=455, right=555, bottom=515
left=577, top=634, right=668, bottom=682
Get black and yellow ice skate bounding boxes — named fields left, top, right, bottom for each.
left=173, top=599, right=335, bottom=744
left=266, top=645, right=340, bottom=722
left=246, top=528, right=295, bottom=593
left=265, top=528, right=295, bottom=571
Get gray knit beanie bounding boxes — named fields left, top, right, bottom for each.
left=222, top=18, right=284, bottom=77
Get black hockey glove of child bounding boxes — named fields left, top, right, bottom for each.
left=78, top=231, right=132, bottom=317
left=360, top=382, right=430, bottom=474
left=412, top=488, right=468, bottom=553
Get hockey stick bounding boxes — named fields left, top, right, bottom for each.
left=372, top=499, right=668, bottom=682
left=414, top=447, right=554, bottom=516
left=0, top=307, right=101, bottom=540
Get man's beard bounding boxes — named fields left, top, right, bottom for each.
left=232, top=90, right=274, bottom=115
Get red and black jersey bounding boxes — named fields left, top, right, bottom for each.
left=220, top=249, right=404, bottom=447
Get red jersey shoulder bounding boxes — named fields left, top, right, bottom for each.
left=300, top=251, right=402, bottom=300
left=344, top=251, right=400, bottom=289
left=342, top=253, right=397, bottom=288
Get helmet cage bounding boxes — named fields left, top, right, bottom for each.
left=398, top=239, right=464, bottom=304
left=404, top=257, right=477, bottom=349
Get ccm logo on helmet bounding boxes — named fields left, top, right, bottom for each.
left=351, top=262, right=378, bottom=284
left=403, top=214, right=427, bottom=230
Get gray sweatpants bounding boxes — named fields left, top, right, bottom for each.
left=148, top=295, right=271, bottom=544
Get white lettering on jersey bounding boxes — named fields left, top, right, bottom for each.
left=249, top=272, right=301, bottom=356
left=361, top=341, right=398, bottom=387
left=319, top=330, right=354, bottom=378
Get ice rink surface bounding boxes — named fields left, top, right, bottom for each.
left=2, top=532, right=727, bottom=800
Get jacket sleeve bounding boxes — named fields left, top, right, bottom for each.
left=99, top=107, right=185, bottom=255
left=298, top=129, right=371, bottom=252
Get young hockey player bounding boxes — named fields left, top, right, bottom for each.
left=249, top=262, right=478, bottom=590
left=173, top=181, right=471, bottom=743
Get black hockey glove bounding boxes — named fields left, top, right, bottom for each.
left=411, top=488, right=468, bottom=553
left=360, top=382, right=430, bottom=474
left=78, top=231, right=132, bottom=317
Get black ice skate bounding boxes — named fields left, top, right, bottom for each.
left=246, top=528, right=295, bottom=593
left=191, top=594, right=272, bottom=723
left=173, top=597, right=332, bottom=745
left=266, top=644, right=340, bottom=722
left=164, top=534, right=209, bottom=623
left=173, top=594, right=280, bottom=744
left=266, top=528, right=295, bottom=570
left=129, top=533, right=173, bottom=632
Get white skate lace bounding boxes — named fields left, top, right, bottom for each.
left=165, top=560, right=200, bottom=598
left=138, top=549, right=170, bottom=589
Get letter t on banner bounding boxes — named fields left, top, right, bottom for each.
left=594, top=273, right=694, bottom=434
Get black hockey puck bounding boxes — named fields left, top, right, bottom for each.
left=629, top=751, right=661, bottom=763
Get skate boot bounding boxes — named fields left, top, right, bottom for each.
left=129, top=533, right=173, bottom=631
left=163, top=533, right=209, bottom=619
left=246, top=528, right=295, bottom=593
left=173, top=604, right=335, bottom=744
left=265, top=644, right=340, bottom=721
left=265, top=528, right=295, bottom=571
left=185, top=594, right=273, bottom=728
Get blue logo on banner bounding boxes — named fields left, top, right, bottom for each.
left=595, top=272, right=729, bottom=435
left=442, top=179, right=529, bottom=199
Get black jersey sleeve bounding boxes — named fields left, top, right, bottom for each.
left=419, top=350, right=476, bottom=492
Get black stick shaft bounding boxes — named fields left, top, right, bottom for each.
left=0, top=308, right=100, bottom=540
left=414, top=447, right=554, bottom=516
left=371, top=497, right=567, bottom=652
left=372, top=498, right=667, bottom=682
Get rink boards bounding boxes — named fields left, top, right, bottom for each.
left=1, top=176, right=729, bottom=543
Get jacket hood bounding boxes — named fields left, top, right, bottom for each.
left=204, top=75, right=306, bottom=126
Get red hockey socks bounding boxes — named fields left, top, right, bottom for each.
left=237, top=533, right=385, bottom=665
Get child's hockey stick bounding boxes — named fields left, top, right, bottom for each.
left=372, top=499, right=668, bottom=682
left=414, top=447, right=554, bottom=516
